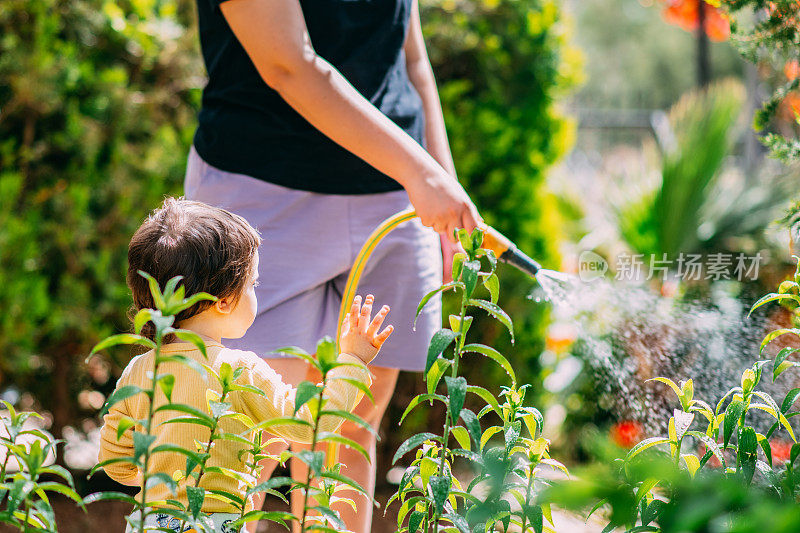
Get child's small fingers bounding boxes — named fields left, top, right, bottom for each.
left=375, top=325, right=394, bottom=345
left=358, top=294, right=374, bottom=330
left=367, top=305, right=390, bottom=336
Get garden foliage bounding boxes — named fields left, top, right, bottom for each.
left=0, top=0, right=199, bottom=449
left=721, top=0, right=800, bottom=162
left=544, top=256, right=800, bottom=532
left=389, top=229, right=564, bottom=533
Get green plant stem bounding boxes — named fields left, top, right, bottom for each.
left=22, top=501, right=31, bottom=533
left=433, top=287, right=469, bottom=533
left=177, top=390, right=230, bottom=532
left=520, top=459, right=536, bottom=533
left=138, top=339, right=163, bottom=533
left=300, top=375, right=328, bottom=532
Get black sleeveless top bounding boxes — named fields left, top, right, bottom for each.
left=193, top=0, right=425, bottom=194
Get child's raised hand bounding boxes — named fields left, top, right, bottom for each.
left=339, top=294, right=393, bottom=364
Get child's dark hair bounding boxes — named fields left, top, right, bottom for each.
left=127, top=197, right=261, bottom=342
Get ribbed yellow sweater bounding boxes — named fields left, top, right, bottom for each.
left=98, top=341, right=371, bottom=513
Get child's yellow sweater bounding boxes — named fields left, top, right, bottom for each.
left=98, top=341, right=371, bottom=513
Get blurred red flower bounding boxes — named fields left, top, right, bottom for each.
left=661, top=0, right=730, bottom=42
left=771, top=439, right=793, bottom=463
left=611, top=421, right=643, bottom=448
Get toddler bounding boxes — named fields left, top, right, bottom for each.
left=98, top=197, right=392, bottom=532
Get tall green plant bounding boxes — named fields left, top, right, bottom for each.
left=272, top=339, right=377, bottom=532
left=389, top=229, right=562, bottom=533
left=88, top=272, right=222, bottom=532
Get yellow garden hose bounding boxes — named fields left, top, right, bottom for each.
left=325, top=209, right=542, bottom=466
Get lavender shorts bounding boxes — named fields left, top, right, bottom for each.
left=183, top=146, right=442, bottom=372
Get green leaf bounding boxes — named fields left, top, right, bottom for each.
left=132, top=432, right=156, bottom=461
left=100, top=385, right=144, bottom=417
left=167, top=291, right=218, bottom=316
left=138, top=271, right=167, bottom=310
left=172, top=329, right=210, bottom=359
left=317, top=409, right=377, bottom=436
left=483, top=273, right=499, bottom=304
left=400, top=394, right=447, bottom=425
left=392, top=432, right=439, bottom=465
left=467, top=299, right=514, bottom=342
left=294, top=381, right=323, bottom=415
left=445, top=376, right=467, bottom=422
left=466, top=385, right=502, bottom=416
left=146, top=472, right=178, bottom=495
left=461, top=260, right=481, bottom=298
left=296, top=450, right=324, bottom=476
left=316, top=336, right=338, bottom=370
left=462, top=343, right=516, bottom=385
left=133, top=309, right=153, bottom=336
left=460, top=409, right=481, bottom=449
left=158, top=354, right=207, bottom=380
left=774, top=348, right=800, bottom=381
left=116, top=417, right=136, bottom=441
left=739, top=427, right=758, bottom=483
left=408, top=510, right=425, bottom=532
left=426, top=357, right=451, bottom=395
left=525, top=505, right=543, bottom=533
left=155, top=404, right=215, bottom=427
left=428, top=474, right=450, bottom=514
left=82, top=491, right=138, bottom=506
left=724, top=399, right=744, bottom=449
left=444, top=512, right=470, bottom=533
left=760, top=328, right=800, bottom=354
left=414, top=282, right=465, bottom=328
left=625, top=437, right=671, bottom=462
left=451, top=427, right=471, bottom=451
left=783, top=388, right=800, bottom=413
left=186, top=485, right=205, bottom=520
left=157, top=374, right=175, bottom=402
left=425, top=329, right=458, bottom=374
left=90, top=334, right=155, bottom=357
left=320, top=470, right=374, bottom=502
left=316, top=432, right=370, bottom=462
left=749, top=293, right=800, bottom=316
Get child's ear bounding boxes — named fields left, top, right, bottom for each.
left=215, top=296, right=235, bottom=314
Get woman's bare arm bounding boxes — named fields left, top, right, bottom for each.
left=404, top=0, right=462, bottom=279
left=404, top=0, right=456, bottom=178
left=219, top=0, right=482, bottom=239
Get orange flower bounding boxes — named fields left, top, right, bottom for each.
left=780, top=92, right=800, bottom=122
left=771, top=439, right=793, bottom=463
left=661, top=0, right=731, bottom=42
left=611, top=421, right=643, bottom=448
left=545, top=323, right=577, bottom=354
left=785, top=60, right=800, bottom=81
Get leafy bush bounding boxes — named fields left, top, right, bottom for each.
left=0, top=0, right=199, bottom=450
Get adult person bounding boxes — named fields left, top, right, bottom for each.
left=183, top=0, right=483, bottom=531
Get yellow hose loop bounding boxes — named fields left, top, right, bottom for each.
left=325, top=209, right=417, bottom=468
left=335, top=208, right=418, bottom=348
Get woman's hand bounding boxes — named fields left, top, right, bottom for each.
left=406, top=171, right=484, bottom=243
left=339, top=294, right=393, bottom=364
